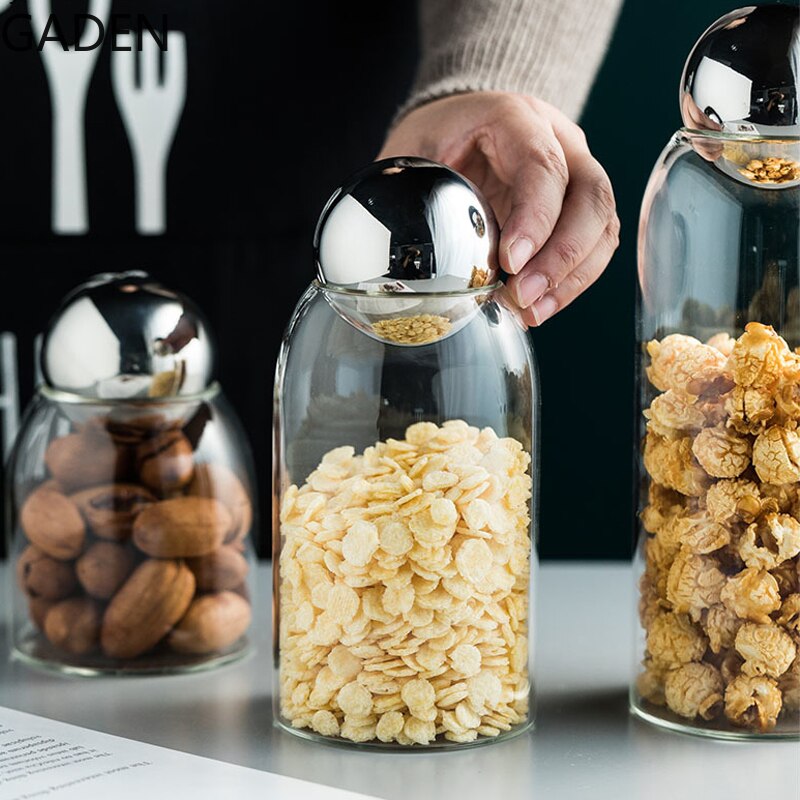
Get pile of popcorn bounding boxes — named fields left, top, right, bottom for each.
left=639, top=323, right=800, bottom=732
left=278, top=420, right=532, bottom=745
left=738, top=156, right=800, bottom=185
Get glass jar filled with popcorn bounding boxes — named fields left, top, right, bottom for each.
left=273, top=158, right=538, bottom=748
left=7, top=273, right=257, bottom=675
left=634, top=5, right=800, bottom=739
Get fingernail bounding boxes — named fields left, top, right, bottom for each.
left=507, top=237, right=534, bottom=274
left=516, top=272, right=549, bottom=307
left=531, top=294, right=558, bottom=326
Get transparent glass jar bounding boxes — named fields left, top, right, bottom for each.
left=6, top=385, right=257, bottom=675
left=633, top=128, right=800, bottom=738
left=273, top=282, right=538, bottom=748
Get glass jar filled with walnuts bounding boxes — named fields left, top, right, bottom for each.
left=273, top=158, right=539, bottom=748
left=7, top=273, right=257, bottom=675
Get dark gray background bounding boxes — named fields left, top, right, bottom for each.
left=0, top=0, right=766, bottom=559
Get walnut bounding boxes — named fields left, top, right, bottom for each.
left=705, top=479, right=761, bottom=525
left=666, top=550, right=726, bottom=618
left=647, top=612, right=707, bottom=668
left=735, top=622, right=796, bottom=678
left=647, top=335, right=728, bottom=396
left=676, top=513, right=731, bottom=554
left=778, top=655, right=800, bottom=711
left=727, top=322, right=791, bottom=390
left=721, top=567, right=781, bottom=624
left=704, top=605, right=743, bottom=654
left=643, top=432, right=710, bottom=497
left=724, top=675, right=782, bottom=731
left=636, top=658, right=668, bottom=706
left=645, top=390, right=706, bottom=437
left=691, top=425, right=752, bottom=479
left=752, top=426, right=800, bottom=484
left=706, top=332, right=735, bottom=357
left=738, top=513, right=800, bottom=570
left=664, top=662, right=724, bottom=720
left=725, top=385, right=776, bottom=434
left=776, top=594, right=800, bottom=636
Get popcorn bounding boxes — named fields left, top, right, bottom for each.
left=664, top=662, right=724, bottom=720
left=721, top=567, right=781, bottom=624
left=691, top=425, right=751, bottom=478
left=705, top=480, right=761, bottom=525
left=278, top=420, right=532, bottom=745
left=724, top=675, right=782, bottom=731
left=735, top=623, right=796, bottom=679
left=752, top=426, right=800, bottom=484
left=779, top=656, right=800, bottom=711
left=646, top=335, right=727, bottom=395
left=643, top=433, right=709, bottom=497
left=676, top=513, right=731, bottom=555
left=738, top=514, right=800, bottom=571
left=666, top=550, right=726, bottom=618
left=725, top=385, right=776, bottom=434
left=644, top=390, right=706, bottom=437
left=726, top=323, right=790, bottom=390
left=647, top=612, right=707, bottom=668
left=703, top=605, right=743, bottom=654
left=776, top=594, right=800, bottom=636
left=639, top=325, right=800, bottom=732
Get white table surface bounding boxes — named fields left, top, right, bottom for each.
left=0, top=562, right=797, bottom=799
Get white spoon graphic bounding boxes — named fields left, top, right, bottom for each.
left=30, top=0, right=111, bottom=234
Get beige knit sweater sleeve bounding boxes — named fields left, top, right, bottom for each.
left=400, top=0, right=623, bottom=122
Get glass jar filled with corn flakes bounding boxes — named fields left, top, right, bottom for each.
left=633, top=5, right=800, bottom=739
left=273, top=158, right=539, bottom=748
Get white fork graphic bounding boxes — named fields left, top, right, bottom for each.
left=31, top=0, right=111, bottom=234
left=112, top=32, right=187, bottom=235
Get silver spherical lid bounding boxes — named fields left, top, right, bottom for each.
left=41, top=271, right=214, bottom=399
left=314, top=157, right=500, bottom=293
left=681, top=4, right=800, bottom=136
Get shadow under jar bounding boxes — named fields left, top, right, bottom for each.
left=633, top=5, right=800, bottom=740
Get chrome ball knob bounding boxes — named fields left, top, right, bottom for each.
left=41, top=271, right=215, bottom=399
left=314, top=157, right=499, bottom=292
left=681, top=4, right=800, bottom=136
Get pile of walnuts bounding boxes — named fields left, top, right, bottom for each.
left=639, top=323, right=800, bottom=732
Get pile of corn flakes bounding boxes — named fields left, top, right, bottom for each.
left=639, top=323, right=800, bottom=732
left=278, top=420, right=532, bottom=745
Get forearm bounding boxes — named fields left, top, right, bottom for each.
left=401, top=0, right=623, bottom=122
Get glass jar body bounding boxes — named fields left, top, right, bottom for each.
left=6, top=385, right=257, bottom=675
left=633, top=130, right=800, bottom=739
left=273, top=284, right=539, bottom=748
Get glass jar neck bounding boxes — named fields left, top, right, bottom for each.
left=38, top=381, right=221, bottom=407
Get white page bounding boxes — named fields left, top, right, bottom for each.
left=0, top=706, right=382, bottom=800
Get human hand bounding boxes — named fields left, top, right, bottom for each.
left=378, top=92, right=619, bottom=326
